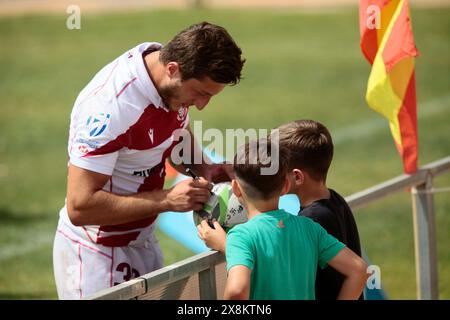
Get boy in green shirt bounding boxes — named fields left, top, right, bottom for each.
left=197, top=139, right=368, bottom=300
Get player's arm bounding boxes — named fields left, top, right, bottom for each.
left=169, top=124, right=234, bottom=183
left=327, top=247, right=369, bottom=300
left=223, top=265, right=251, bottom=300
left=66, top=164, right=212, bottom=226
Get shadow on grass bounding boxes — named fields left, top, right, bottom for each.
left=0, top=292, right=56, bottom=300
left=0, top=207, right=53, bottom=226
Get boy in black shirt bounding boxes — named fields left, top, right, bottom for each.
left=278, top=119, right=364, bottom=300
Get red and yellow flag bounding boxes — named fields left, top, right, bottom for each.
left=359, top=0, right=419, bottom=173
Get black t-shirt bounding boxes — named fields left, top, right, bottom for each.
left=299, top=189, right=363, bottom=300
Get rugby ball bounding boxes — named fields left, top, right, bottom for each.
left=193, top=182, right=248, bottom=231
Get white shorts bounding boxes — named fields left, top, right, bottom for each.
left=53, top=225, right=163, bottom=300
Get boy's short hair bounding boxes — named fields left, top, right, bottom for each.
left=233, top=138, right=289, bottom=200
left=278, top=120, right=334, bottom=182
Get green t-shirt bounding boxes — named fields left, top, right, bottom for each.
left=225, top=209, right=345, bottom=300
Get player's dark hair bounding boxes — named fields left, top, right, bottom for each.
left=160, top=21, right=245, bottom=85
left=278, top=119, right=334, bottom=182
left=233, top=138, right=289, bottom=200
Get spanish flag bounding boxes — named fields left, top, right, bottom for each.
left=360, top=0, right=419, bottom=173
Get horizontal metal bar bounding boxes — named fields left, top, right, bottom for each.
left=141, top=250, right=225, bottom=291
left=346, top=156, right=450, bottom=210
left=346, top=170, right=427, bottom=210
left=422, top=156, right=450, bottom=177
left=85, top=251, right=225, bottom=300
left=87, top=277, right=146, bottom=300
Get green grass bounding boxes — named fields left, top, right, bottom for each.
left=0, top=7, right=449, bottom=299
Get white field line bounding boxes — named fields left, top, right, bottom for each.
left=0, top=231, right=54, bottom=262
left=332, top=94, right=450, bottom=145
left=0, top=94, right=449, bottom=262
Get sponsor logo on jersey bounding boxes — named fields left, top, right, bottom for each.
left=148, top=128, right=154, bottom=144
left=86, top=113, right=111, bottom=137
left=132, top=166, right=165, bottom=178
left=75, top=138, right=98, bottom=149
left=177, top=107, right=188, bottom=121
left=78, top=145, right=89, bottom=154
left=133, top=168, right=153, bottom=177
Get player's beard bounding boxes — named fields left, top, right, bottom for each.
left=159, top=81, right=182, bottom=112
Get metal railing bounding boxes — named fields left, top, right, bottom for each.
left=87, top=156, right=450, bottom=300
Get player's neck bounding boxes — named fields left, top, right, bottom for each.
left=244, top=198, right=280, bottom=220
left=297, top=181, right=330, bottom=208
left=143, top=50, right=165, bottom=93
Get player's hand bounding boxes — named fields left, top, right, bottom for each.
left=197, top=219, right=227, bottom=253
left=165, top=177, right=212, bottom=212
left=202, top=163, right=235, bottom=183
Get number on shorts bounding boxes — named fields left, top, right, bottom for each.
left=114, top=262, right=140, bottom=286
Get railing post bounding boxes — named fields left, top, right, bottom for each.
left=411, top=172, right=439, bottom=299
left=198, top=267, right=217, bottom=300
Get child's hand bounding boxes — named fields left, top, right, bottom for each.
left=197, top=219, right=227, bottom=253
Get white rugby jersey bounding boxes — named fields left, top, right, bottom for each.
left=59, top=42, right=189, bottom=247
